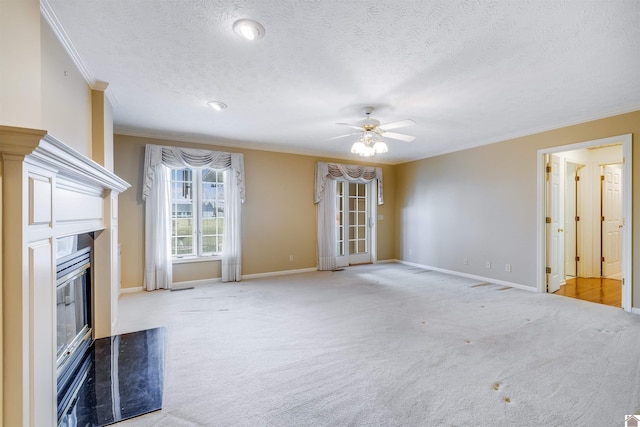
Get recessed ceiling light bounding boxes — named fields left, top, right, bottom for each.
left=233, top=19, right=265, bottom=41
left=207, top=101, right=227, bottom=111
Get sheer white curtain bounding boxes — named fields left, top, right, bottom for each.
left=314, top=161, right=383, bottom=271
left=144, top=163, right=172, bottom=290
left=142, top=144, right=245, bottom=289
left=316, top=177, right=337, bottom=271
left=222, top=168, right=242, bottom=282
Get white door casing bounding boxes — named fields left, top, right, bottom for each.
left=537, top=134, right=632, bottom=312
left=602, top=164, right=622, bottom=278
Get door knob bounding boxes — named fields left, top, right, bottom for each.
left=558, top=228, right=564, bottom=232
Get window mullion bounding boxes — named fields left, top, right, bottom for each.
left=195, top=170, right=202, bottom=257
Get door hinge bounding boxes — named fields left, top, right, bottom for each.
left=546, top=164, right=551, bottom=173
left=546, top=267, right=551, bottom=274
left=575, top=256, right=580, bottom=262
left=546, top=217, right=551, bottom=224
left=601, top=175, right=605, bottom=181
left=601, top=216, right=605, bottom=222
left=576, top=215, right=580, bottom=221
left=601, top=256, right=605, bottom=262
left=575, top=175, right=580, bottom=181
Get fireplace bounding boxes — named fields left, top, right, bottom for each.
left=56, top=233, right=94, bottom=423
left=0, top=127, right=130, bottom=426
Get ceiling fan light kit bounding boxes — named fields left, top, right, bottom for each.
left=351, top=132, right=388, bottom=157
left=334, top=107, right=415, bottom=157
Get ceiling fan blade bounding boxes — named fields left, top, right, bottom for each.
left=328, top=132, right=360, bottom=141
left=379, top=119, right=415, bottom=131
left=381, top=131, right=416, bottom=142
left=336, top=122, right=363, bottom=131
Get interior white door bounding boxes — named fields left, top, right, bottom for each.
left=335, top=181, right=371, bottom=266
left=546, top=154, right=565, bottom=293
left=602, top=164, right=622, bottom=277
left=564, top=163, right=580, bottom=277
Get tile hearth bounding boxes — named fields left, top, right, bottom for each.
left=59, top=327, right=166, bottom=426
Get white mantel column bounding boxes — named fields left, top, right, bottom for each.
left=0, top=127, right=52, bottom=427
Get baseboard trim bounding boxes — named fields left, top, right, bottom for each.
left=173, top=278, right=221, bottom=288
left=242, top=267, right=318, bottom=280
left=397, top=260, right=536, bottom=293
left=119, top=286, right=143, bottom=295
left=631, top=307, right=640, bottom=316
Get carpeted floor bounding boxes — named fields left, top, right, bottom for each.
left=114, top=263, right=640, bottom=426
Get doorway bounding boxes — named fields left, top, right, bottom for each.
left=335, top=181, right=374, bottom=267
left=537, top=134, right=632, bottom=311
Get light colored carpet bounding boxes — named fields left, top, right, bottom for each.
left=114, top=264, right=640, bottom=426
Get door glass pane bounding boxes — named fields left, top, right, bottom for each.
left=357, top=212, right=366, bottom=225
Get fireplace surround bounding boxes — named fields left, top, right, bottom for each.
left=56, top=235, right=94, bottom=421
left=0, top=126, right=130, bottom=426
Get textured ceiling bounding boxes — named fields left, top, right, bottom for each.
left=44, top=0, right=640, bottom=164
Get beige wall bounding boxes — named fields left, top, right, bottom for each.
left=114, top=135, right=396, bottom=288
left=395, top=110, right=640, bottom=304
left=41, top=18, right=92, bottom=157
left=0, top=0, right=42, bottom=129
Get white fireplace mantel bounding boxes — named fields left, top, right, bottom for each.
left=0, top=125, right=130, bottom=426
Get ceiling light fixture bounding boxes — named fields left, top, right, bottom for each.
left=207, top=101, right=227, bottom=111
left=233, top=19, right=265, bottom=41
left=351, top=131, right=388, bottom=157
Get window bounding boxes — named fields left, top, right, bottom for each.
left=170, top=168, right=224, bottom=259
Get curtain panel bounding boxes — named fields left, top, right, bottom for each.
left=314, top=161, right=383, bottom=271
left=142, top=144, right=245, bottom=289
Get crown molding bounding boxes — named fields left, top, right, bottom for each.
left=40, top=0, right=118, bottom=106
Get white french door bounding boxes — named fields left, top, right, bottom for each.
left=335, top=181, right=373, bottom=267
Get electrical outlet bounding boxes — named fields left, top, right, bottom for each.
left=463, top=257, right=468, bottom=265
left=409, top=249, right=413, bottom=256
left=289, top=255, right=294, bottom=262
left=485, top=261, right=491, bottom=269
left=505, top=264, right=511, bottom=272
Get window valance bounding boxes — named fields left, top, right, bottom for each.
left=142, top=144, right=245, bottom=203
left=314, top=161, right=383, bottom=205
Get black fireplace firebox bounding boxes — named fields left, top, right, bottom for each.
left=56, top=234, right=94, bottom=424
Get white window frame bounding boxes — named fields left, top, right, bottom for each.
left=170, top=167, right=224, bottom=261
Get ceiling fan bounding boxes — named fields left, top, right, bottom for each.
left=330, top=107, right=416, bottom=157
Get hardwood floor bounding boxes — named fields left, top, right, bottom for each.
left=553, top=277, right=621, bottom=308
